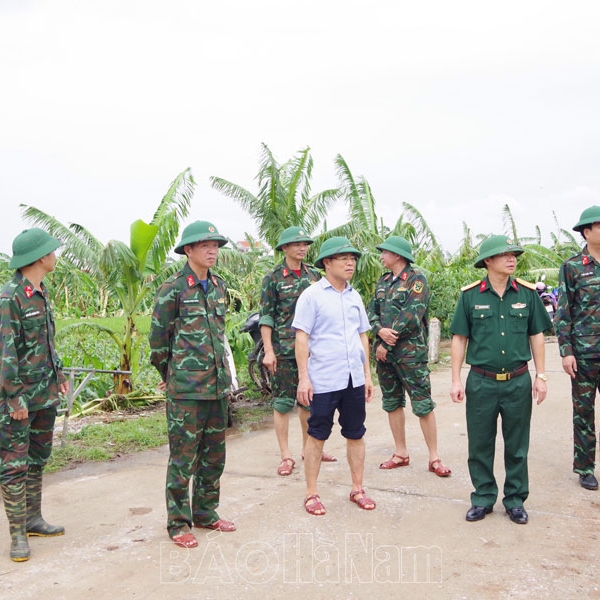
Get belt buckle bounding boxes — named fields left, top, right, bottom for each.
left=496, top=373, right=509, bottom=381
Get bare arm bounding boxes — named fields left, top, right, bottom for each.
left=529, top=332, right=547, bottom=405
left=295, top=329, right=312, bottom=405
left=360, top=332, right=373, bottom=403
left=450, top=334, right=468, bottom=403
left=260, top=325, right=277, bottom=373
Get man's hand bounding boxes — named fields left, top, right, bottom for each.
left=59, top=381, right=69, bottom=395
left=378, top=327, right=399, bottom=346
left=11, top=408, right=28, bottom=420
left=375, top=345, right=388, bottom=362
left=562, top=355, right=577, bottom=379
left=365, top=377, right=374, bottom=403
left=533, top=378, right=547, bottom=405
left=262, top=349, right=277, bottom=374
left=297, top=377, right=313, bottom=406
left=450, top=381, right=465, bottom=403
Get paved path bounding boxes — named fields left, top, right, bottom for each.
left=1, top=341, right=599, bottom=600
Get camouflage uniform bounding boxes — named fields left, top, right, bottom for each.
left=0, top=271, right=65, bottom=481
left=367, top=266, right=434, bottom=417
left=259, top=261, right=320, bottom=413
left=149, top=262, right=231, bottom=536
left=555, top=246, right=600, bottom=475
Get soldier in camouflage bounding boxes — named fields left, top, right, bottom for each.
left=450, top=236, right=551, bottom=525
left=556, top=206, right=600, bottom=491
left=0, top=228, right=69, bottom=562
left=149, top=221, right=235, bottom=549
left=367, top=236, right=451, bottom=477
left=259, top=226, right=336, bottom=476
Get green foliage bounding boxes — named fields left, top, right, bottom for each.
left=47, top=410, right=167, bottom=473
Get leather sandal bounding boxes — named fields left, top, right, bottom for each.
left=277, top=457, right=295, bottom=476
left=379, top=454, right=410, bottom=469
left=172, top=532, right=198, bottom=548
left=429, top=459, right=451, bottom=477
left=349, top=489, right=376, bottom=510
left=197, top=518, right=236, bottom=532
left=304, top=494, right=326, bottom=516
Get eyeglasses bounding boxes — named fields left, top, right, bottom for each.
left=331, top=254, right=357, bottom=263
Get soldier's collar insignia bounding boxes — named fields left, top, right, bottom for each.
left=186, top=275, right=195, bottom=287
left=282, top=268, right=289, bottom=277
left=24, top=285, right=34, bottom=298
left=479, top=280, right=488, bottom=292
left=583, top=255, right=591, bottom=265
left=211, top=275, right=218, bottom=287
left=511, top=279, right=519, bottom=292
left=401, top=272, right=408, bottom=281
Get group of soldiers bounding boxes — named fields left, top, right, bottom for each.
left=2, top=205, right=600, bottom=558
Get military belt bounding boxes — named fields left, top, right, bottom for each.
left=470, top=363, right=529, bottom=381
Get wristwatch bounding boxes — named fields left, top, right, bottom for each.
left=536, top=373, right=548, bottom=382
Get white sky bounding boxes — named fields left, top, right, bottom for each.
left=1, top=0, right=599, bottom=257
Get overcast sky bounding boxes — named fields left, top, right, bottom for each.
left=1, top=0, right=599, bottom=258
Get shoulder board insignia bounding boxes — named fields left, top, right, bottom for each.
left=515, top=278, right=536, bottom=290
left=461, top=280, right=481, bottom=292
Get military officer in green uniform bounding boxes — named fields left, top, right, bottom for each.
left=450, top=235, right=552, bottom=524
left=367, top=235, right=451, bottom=477
left=556, top=206, right=600, bottom=491
left=0, top=228, right=69, bottom=562
left=150, top=221, right=235, bottom=549
left=259, top=226, right=336, bottom=476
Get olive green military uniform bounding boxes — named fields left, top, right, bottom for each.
left=368, top=265, right=434, bottom=416
left=556, top=208, right=600, bottom=477
left=149, top=230, right=231, bottom=537
left=450, top=276, right=551, bottom=509
left=259, top=261, right=320, bottom=413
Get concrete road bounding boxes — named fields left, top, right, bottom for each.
left=1, top=340, right=599, bottom=600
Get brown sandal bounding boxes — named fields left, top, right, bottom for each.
left=172, top=532, right=198, bottom=548
left=304, top=494, right=326, bottom=516
left=379, top=453, right=410, bottom=469
left=429, top=459, right=451, bottom=477
left=349, top=489, right=376, bottom=510
left=197, top=518, right=236, bottom=532
left=277, top=457, right=295, bottom=476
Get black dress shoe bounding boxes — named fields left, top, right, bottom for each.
left=579, top=473, right=599, bottom=490
left=506, top=506, right=528, bottom=524
left=465, top=506, right=493, bottom=522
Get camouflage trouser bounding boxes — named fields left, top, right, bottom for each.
left=165, top=398, right=227, bottom=537
left=376, top=359, right=435, bottom=417
left=0, top=405, right=57, bottom=486
left=570, top=358, right=600, bottom=475
left=271, top=359, right=309, bottom=414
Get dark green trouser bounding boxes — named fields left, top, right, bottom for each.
left=465, top=370, right=532, bottom=510
left=165, top=398, right=227, bottom=537
left=0, top=406, right=57, bottom=485
left=570, top=358, right=600, bottom=475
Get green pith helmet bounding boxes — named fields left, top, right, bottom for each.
left=376, top=235, right=415, bottom=263
left=314, top=236, right=361, bottom=270
left=573, top=206, right=600, bottom=233
left=474, top=235, right=524, bottom=268
left=9, top=228, right=62, bottom=270
left=275, top=226, right=314, bottom=251
left=174, top=221, right=228, bottom=254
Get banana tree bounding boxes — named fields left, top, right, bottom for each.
left=20, top=168, right=195, bottom=394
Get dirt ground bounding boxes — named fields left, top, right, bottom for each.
left=1, top=340, right=600, bottom=600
